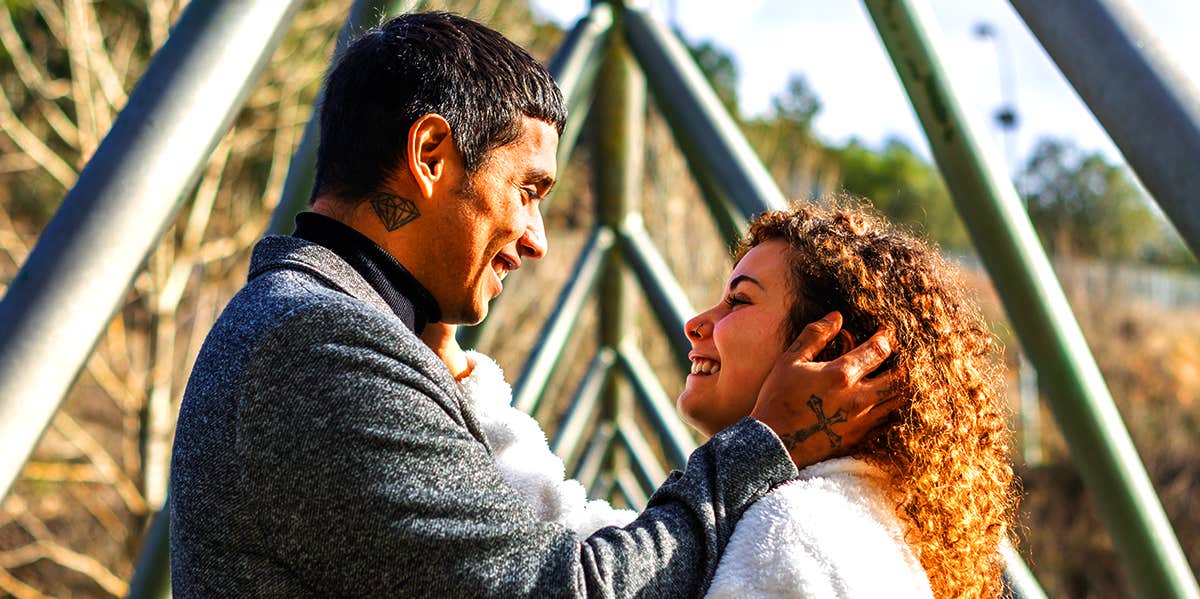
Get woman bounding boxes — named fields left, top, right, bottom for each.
left=429, top=202, right=1017, bottom=597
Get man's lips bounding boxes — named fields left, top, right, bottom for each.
left=489, top=253, right=519, bottom=295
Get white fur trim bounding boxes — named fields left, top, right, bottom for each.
left=459, top=351, right=637, bottom=537
left=705, top=457, right=933, bottom=599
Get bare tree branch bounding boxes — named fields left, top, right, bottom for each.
left=0, top=85, right=78, bottom=188
left=31, top=0, right=67, bottom=48
left=19, top=462, right=107, bottom=483
left=0, top=541, right=128, bottom=597
left=146, top=0, right=173, bottom=52
left=52, top=413, right=147, bottom=516
left=75, top=0, right=129, bottom=112
left=0, top=568, right=51, bottom=599
left=67, top=484, right=130, bottom=541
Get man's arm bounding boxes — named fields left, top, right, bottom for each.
left=238, top=303, right=796, bottom=597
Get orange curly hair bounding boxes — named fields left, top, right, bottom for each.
left=736, top=201, right=1018, bottom=598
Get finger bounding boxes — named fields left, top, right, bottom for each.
left=787, top=311, right=843, bottom=361
left=829, top=328, right=893, bottom=385
left=859, top=372, right=906, bottom=410
left=862, top=392, right=905, bottom=429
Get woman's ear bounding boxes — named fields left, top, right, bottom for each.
left=406, top=114, right=455, bottom=200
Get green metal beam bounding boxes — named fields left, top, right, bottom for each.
left=547, top=3, right=614, bottom=181
left=618, top=418, right=669, bottom=495
left=590, top=0, right=644, bottom=501
left=862, top=1, right=1197, bottom=597
left=615, top=468, right=650, bottom=510
left=1001, top=539, right=1048, bottom=599
left=616, top=340, right=696, bottom=470
left=623, top=7, right=786, bottom=242
left=0, top=0, right=303, bottom=503
left=618, top=215, right=696, bottom=367
left=125, top=509, right=171, bottom=599
left=573, top=422, right=617, bottom=489
left=512, top=226, right=614, bottom=414
left=1009, top=0, right=1200, bottom=258
left=550, top=348, right=616, bottom=467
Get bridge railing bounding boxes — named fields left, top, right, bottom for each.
left=3, top=1, right=1198, bottom=598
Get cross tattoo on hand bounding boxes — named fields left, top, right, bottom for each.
left=779, top=394, right=849, bottom=450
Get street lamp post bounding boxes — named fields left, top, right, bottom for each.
left=973, top=21, right=1041, bottom=466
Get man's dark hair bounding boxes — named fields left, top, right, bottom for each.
left=312, top=12, right=566, bottom=202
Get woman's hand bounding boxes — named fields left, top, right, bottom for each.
left=419, top=322, right=472, bottom=380
left=750, top=312, right=902, bottom=469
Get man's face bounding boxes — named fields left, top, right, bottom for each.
left=430, top=116, right=558, bottom=324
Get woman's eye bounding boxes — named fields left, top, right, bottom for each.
left=724, top=294, right=748, bottom=307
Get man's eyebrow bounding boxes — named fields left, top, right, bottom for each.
left=729, top=274, right=764, bottom=291
left=523, top=168, right=556, bottom=193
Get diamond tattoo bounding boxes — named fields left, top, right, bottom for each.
left=369, top=193, right=419, bottom=231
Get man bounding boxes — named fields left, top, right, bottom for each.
left=169, top=12, right=897, bottom=597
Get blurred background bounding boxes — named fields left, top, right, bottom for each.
left=0, top=0, right=1196, bottom=597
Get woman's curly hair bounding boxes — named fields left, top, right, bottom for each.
left=736, top=200, right=1018, bottom=597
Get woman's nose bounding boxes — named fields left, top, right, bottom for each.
left=685, top=313, right=708, bottom=341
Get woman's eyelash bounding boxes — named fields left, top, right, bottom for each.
left=724, top=294, right=748, bottom=307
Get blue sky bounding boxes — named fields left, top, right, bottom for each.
left=530, top=0, right=1200, bottom=172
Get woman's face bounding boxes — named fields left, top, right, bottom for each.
left=678, top=240, right=795, bottom=436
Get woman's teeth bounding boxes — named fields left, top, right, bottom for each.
left=690, top=358, right=720, bottom=375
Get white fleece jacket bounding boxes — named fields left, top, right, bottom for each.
left=458, top=351, right=637, bottom=537
left=459, top=351, right=932, bottom=598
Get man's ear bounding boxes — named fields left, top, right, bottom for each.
left=407, top=114, right=455, bottom=200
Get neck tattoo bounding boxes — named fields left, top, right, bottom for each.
left=369, top=192, right=420, bottom=231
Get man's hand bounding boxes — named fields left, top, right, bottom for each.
left=750, top=312, right=902, bottom=469
left=419, top=323, right=472, bottom=380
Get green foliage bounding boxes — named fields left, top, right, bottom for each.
left=680, top=39, right=966, bottom=250
left=830, top=138, right=969, bottom=250
left=770, top=73, right=821, bottom=128
left=685, top=37, right=740, bottom=116
left=1017, top=138, right=1190, bottom=265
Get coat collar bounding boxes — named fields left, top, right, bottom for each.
left=247, top=235, right=393, bottom=316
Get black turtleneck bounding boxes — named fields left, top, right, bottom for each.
left=292, top=212, right=441, bottom=334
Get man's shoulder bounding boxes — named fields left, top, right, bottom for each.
left=220, top=235, right=398, bottom=337
left=230, top=265, right=439, bottom=381
left=197, top=236, right=441, bottom=391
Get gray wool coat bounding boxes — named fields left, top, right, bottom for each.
left=169, top=235, right=798, bottom=598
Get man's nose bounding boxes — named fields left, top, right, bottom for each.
left=518, top=209, right=547, bottom=260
